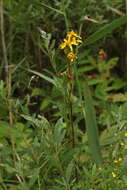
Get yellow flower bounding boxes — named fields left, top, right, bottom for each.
left=67, top=30, right=82, bottom=40
left=60, top=30, right=82, bottom=51
left=112, top=172, right=116, bottom=178
left=59, top=39, right=67, bottom=49
left=114, top=157, right=122, bottom=163
left=124, top=132, right=127, bottom=137
left=118, top=157, right=122, bottom=162
left=60, top=38, right=73, bottom=51
left=120, top=141, right=124, bottom=146
left=114, top=160, right=118, bottom=163
left=67, top=52, right=77, bottom=62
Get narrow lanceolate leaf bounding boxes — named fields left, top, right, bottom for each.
left=28, top=69, right=57, bottom=87
left=41, top=2, right=64, bottom=15
left=83, top=81, right=102, bottom=166
left=83, top=14, right=127, bottom=46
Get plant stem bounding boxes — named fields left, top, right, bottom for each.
left=67, top=62, right=75, bottom=148
left=0, top=0, right=9, bottom=88
left=67, top=61, right=78, bottom=180
left=125, top=0, right=127, bottom=14
left=125, top=0, right=127, bottom=71
left=0, top=0, right=16, bottom=164
left=0, top=0, right=12, bottom=105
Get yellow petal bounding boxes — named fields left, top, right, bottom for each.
left=59, top=42, right=66, bottom=49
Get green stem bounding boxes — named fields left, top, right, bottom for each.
left=74, top=63, right=82, bottom=101
left=67, top=61, right=78, bottom=180
left=64, top=12, right=69, bottom=32
left=67, top=62, right=75, bottom=148
left=125, top=0, right=127, bottom=71
left=126, top=0, right=127, bottom=13
left=0, top=0, right=16, bottom=166
left=0, top=0, right=9, bottom=89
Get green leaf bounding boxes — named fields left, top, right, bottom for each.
left=83, top=14, right=127, bottom=46
left=29, top=168, right=40, bottom=187
left=83, top=81, right=102, bottom=166
left=53, top=118, right=66, bottom=146
left=88, top=78, right=105, bottom=86
left=41, top=2, right=64, bottom=15
left=40, top=97, right=51, bottom=111
left=100, top=126, right=119, bottom=146
left=65, top=162, right=74, bottom=184
left=0, top=121, right=11, bottom=138
left=31, top=88, right=44, bottom=97
left=21, top=114, right=50, bottom=128
left=78, top=65, right=95, bottom=73
left=28, top=69, right=57, bottom=87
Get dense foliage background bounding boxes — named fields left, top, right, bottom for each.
left=1, top=0, right=127, bottom=189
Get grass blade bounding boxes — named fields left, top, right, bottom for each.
left=28, top=69, right=57, bottom=87
left=41, top=2, right=64, bottom=15
left=83, top=14, right=127, bottom=46
left=83, top=81, right=102, bottom=166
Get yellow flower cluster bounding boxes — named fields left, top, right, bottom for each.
left=124, top=132, right=127, bottom=137
left=60, top=30, right=82, bottom=62
left=120, top=141, right=124, bottom=146
left=114, top=157, right=122, bottom=163
left=112, top=172, right=116, bottom=178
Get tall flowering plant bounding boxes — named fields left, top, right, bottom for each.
left=59, top=31, right=102, bottom=167
left=59, top=31, right=82, bottom=148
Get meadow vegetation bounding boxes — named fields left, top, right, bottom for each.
left=0, top=0, right=127, bottom=189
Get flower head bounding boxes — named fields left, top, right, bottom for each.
left=118, top=157, right=122, bottom=162
left=114, top=160, right=118, bottom=163
left=120, top=141, right=124, bottom=146
left=60, top=30, right=82, bottom=52
left=112, top=172, right=116, bottom=178
left=67, top=52, right=77, bottom=62
left=114, top=157, right=122, bottom=164
left=124, top=132, right=127, bottom=137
